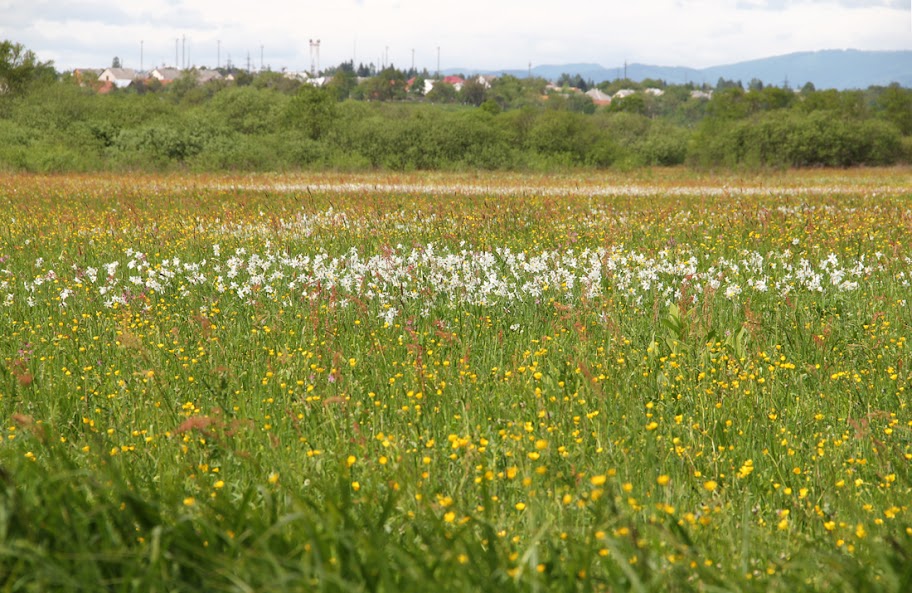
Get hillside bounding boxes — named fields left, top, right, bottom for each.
left=449, top=49, right=912, bottom=89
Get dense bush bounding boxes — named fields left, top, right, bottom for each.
left=689, top=111, right=903, bottom=168
left=0, top=70, right=908, bottom=172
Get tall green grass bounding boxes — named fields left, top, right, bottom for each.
left=1, top=173, right=911, bottom=591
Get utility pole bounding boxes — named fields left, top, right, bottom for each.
left=436, top=46, right=440, bottom=78
left=140, top=40, right=143, bottom=72
left=182, top=35, right=186, bottom=69
left=175, top=38, right=178, bottom=69
left=217, top=40, right=221, bottom=69
left=260, top=44, right=264, bottom=71
left=246, top=51, right=251, bottom=73
left=411, top=48, right=415, bottom=72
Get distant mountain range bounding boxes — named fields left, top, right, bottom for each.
left=445, top=50, right=912, bottom=90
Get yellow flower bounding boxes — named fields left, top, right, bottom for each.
left=590, top=475, right=607, bottom=486
left=183, top=497, right=195, bottom=507
left=737, top=460, right=754, bottom=479
left=657, top=475, right=671, bottom=486
left=703, top=480, right=718, bottom=492
left=515, top=502, right=527, bottom=511
left=268, top=472, right=280, bottom=485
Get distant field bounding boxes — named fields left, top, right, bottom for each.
left=1, top=171, right=911, bottom=592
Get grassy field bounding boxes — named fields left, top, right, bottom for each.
left=1, top=170, right=911, bottom=592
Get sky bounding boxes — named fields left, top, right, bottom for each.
left=1, top=0, right=910, bottom=73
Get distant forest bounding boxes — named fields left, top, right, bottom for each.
left=1, top=41, right=911, bottom=172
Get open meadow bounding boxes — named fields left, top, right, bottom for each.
left=1, top=169, right=912, bottom=592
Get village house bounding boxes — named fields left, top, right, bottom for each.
left=475, top=75, right=495, bottom=89
left=612, top=89, right=636, bottom=100
left=150, top=67, right=223, bottom=85
left=406, top=77, right=436, bottom=95
left=150, top=67, right=181, bottom=83
left=97, top=67, right=137, bottom=88
left=196, top=69, right=223, bottom=83
left=442, top=75, right=465, bottom=92
left=585, top=88, right=612, bottom=106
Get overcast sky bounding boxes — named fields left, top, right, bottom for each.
left=1, top=0, right=910, bottom=73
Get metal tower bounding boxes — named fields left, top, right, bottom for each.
left=309, top=39, right=321, bottom=76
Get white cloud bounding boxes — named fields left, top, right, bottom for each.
left=1, top=0, right=908, bottom=71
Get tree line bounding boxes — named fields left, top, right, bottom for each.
left=1, top=40, right=910, bottom=172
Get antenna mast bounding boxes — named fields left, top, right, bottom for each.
left=309, top=39, right=321, bottom=76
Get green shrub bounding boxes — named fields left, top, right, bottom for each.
left=689, top=111, right=903, bottom=168
left=207, top=86, right=289, bottom=135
